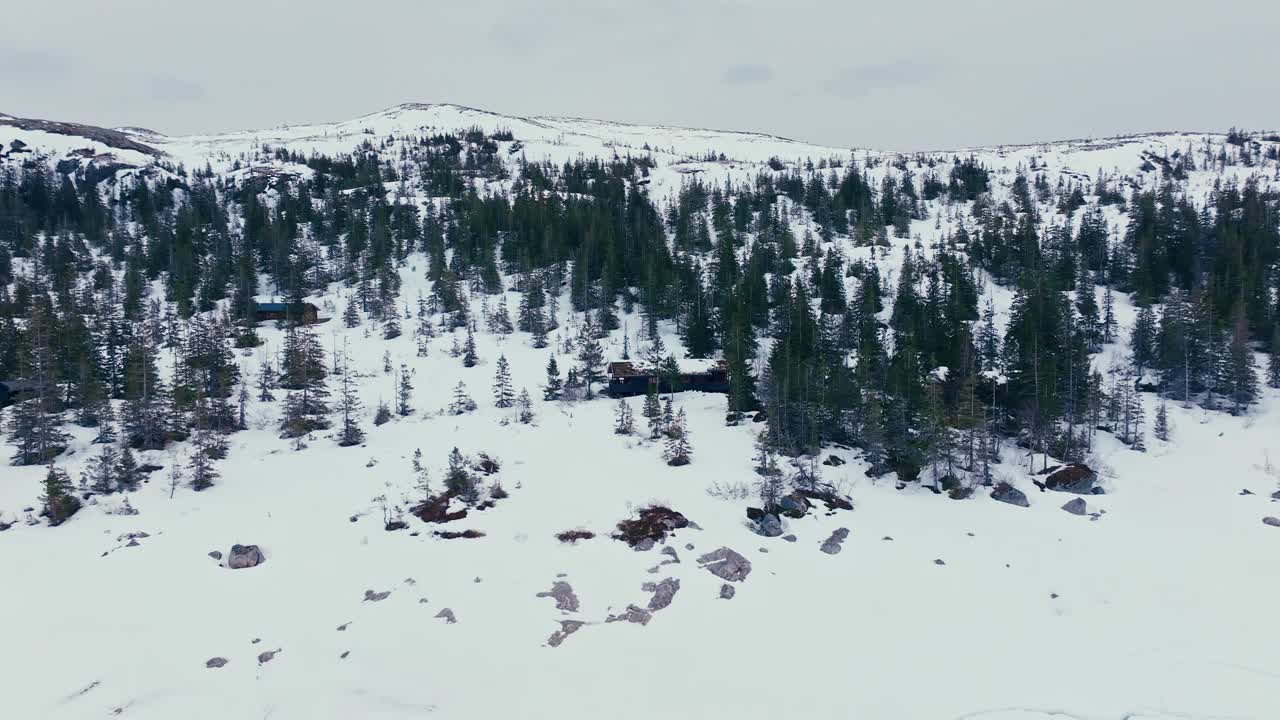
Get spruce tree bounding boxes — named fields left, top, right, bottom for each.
left=543, top=356, right=562, bottom=400
left=116, top=447, right=142, bottom=493
left=663, top=407, right=692, bottom=466
left=516, top=388, right=535, bottom=424
left=642, top=383, right=661, bottom=419
left=444, top=447, right=475, bottom=500
left=576, top=319, right=605, bottom=397
left=462, top=326, right=479, bottom=367
left=1154, top=399, right=1170, bottom=442
left=397, top=364, right=414, bottom=416
left=493, top=354, right=515, bottom=408
left=383, top=311, right=401, bottom=340
left=343, top=301, right=361, bottom=328
left=336, top=355, right=365, bottom=447
left=450, top=381, right=476, bottom=415
left=188, top=439, right=218, bottom=491
left=84, top=444, right=119, bottom=495
left=40, top=463, right=80, bottom=526
left=614, top=398, right=635, bottom=435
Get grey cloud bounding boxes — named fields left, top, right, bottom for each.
left=0, top=49, right=70, bottom=90
left=145, top=75, right=204, bottom=102
left=722, top=64, right=772, bottom=85
left=827, top=59, right=942, bottom=98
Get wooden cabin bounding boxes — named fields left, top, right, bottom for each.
left=606, top=359, right=729, bottom=398
left=253, top=302, right=319, bottom=324
left=0, top=379, right=47, bottom=408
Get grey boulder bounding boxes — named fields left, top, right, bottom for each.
left=643, top=577, right=680, bottom=612
left=820, top=527, right=850, bottom=555
left=1061, top=498, right=1088, bottom=515
left=227, top=544, right=265, bottom=569
left=991, top=483, right=1029, bottom=508
left=697, top=547, right=752, bottom=582
left=536, top=581, right=580, bottom=613
left=752, top=513, right=783, bottom=538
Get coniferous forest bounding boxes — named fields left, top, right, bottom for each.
left=3, top=114, right=1278, bottom=520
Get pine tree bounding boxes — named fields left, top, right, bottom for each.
left=6, top=397, right=70, bottom=466
left=645, top=336, right=668, bottom=373
left=1101, top=286, right=1117, bottom=344
left=642, top=382, right=661, bottom=419
left=412, top=448, right=431, bottom=497
left=336, top=348, right=365, bottom=447
left=91, top=401, right=118, bottom=444
left=188, top=437, right=218, bottom=491
left=84, top=444, right=119, bottom=495
left=576, top=319, right=605, bottom=397
left=516, top=388, right=534, bottom=424
left=661, top=394, right=675, bottom=437
left=450, top=381, right=476, bottom=415
left=374, top=400, right=393, bottom=426
left=663, top=407, right=692, bottom=466
left=116, top=447, right=142, bottom=493
left=614, top=398, right=635, bottom=435
left=1225, top=315, right=1258, bottom=415
left=493, top=354, right=515, bottom=408
left=236, top=378, right=250, bottom=431
left=397, top=364, right=413, bottom=416
left=489, top=295, right=513, bottom=335
left=342, top=300, right=361, bottom=328
left=256, top=356, right=276, bottom=402
left=444, top=447, right=476, bottom=500
left=463, top=326, right=479, bottom=367
left=543, top=355, right=562, bottom=400
left=1154, top=399, right=1170, bottom=442
left=40, top=463, right=80, bottom=526
left=383, top=310, right=401, bottom=339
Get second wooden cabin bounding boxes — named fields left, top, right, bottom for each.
left=253, top=302, right=320, bottom=325
left=606, top=359, right=729, bottom=397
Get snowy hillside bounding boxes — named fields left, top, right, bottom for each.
left=1, top=105, right=1279, bottom=720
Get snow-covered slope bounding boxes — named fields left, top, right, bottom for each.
left=2, top=105, right=1279, bottom=720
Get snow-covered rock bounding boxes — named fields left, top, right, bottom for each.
left=226, top=544, right=264, bottom=569
left=698, top=548, right=752, bottom=582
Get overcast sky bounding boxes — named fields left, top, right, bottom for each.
left=4, top=0, right=1277, bottom=151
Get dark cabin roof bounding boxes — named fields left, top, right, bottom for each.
left=607, top=359, right=726, bottom=377
left=254, top=302, right=316, bottom=312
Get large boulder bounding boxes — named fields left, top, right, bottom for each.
left=536, top=581, right=580, bottom=613
left=227, top=544, right=265, bottom=569
left=991, top=482, right=1029, bottom=507
left=613, top=506, right=689, bottom=548
left=777, top=492, right=811, bottom=518
left=697, top=547, right=752, bottom=583
left=752, top=513, right=783, bottom=538
left=820, top=527, right=850, bottom=555
left=643, top=577, right=680, bottom=612
left=605, top=605, right=652, bottom=626
left=1044, top=464, right=1102, bottom=495
left=1263, top=517, right=1280, bottom=528
left=547, top=620, right=584, bottom=647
